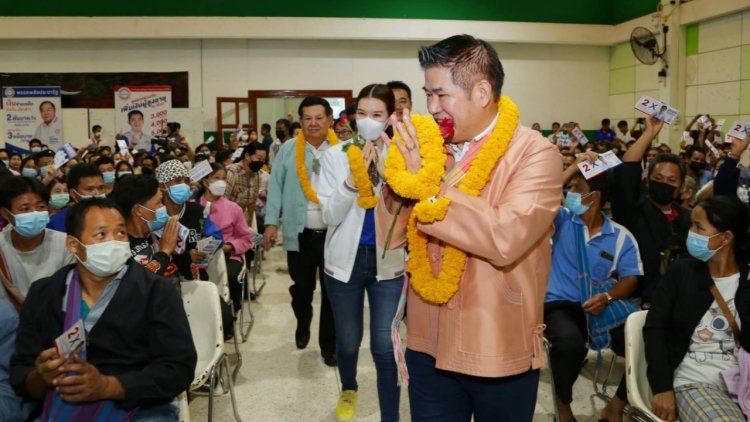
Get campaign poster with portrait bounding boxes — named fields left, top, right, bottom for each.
left=2, top=86, right=63, bottom=152
left=114, top=86, right=171, bottom=150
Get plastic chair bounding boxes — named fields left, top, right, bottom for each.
left=625, top=310, right=665, bottom=422
left=205, top=252, right=243, bottom=378
left=592, top=350, right=619, bottom=403
left=182, top=280, right=242, bottom=422
left=177, top=391, right=191, bottom=422
left=237, top=262, right=255, bottom=343
left=250, top=244, right=266, bottom=299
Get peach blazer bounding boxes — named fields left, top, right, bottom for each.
left=377, top=124, right=562, bottom=378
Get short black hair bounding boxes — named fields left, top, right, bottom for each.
left=115, top=161, right=134, bottom=175
left=20, top=156, right=35, bottom=171
left=92, top=124, right=102, bottom=132
left=0, top=148, right=8, bottom=156
left=141, top=156, right=158, bottom=167
left=647, top=153, right=686, bottom=181
left=111, top=174, right=159, bottom=220
left=67, top=163, right=104, bottom=191
left=552, top=122, right=560, bottom=127
left=290, top=122, right=301, bottom=132
left=0, top=175, right=49, bottom=210
left=418, top=34, right=505, bottom=101
left=33, top=149, right=55, bottom=166
left=94, top=156, right=115, bottom=168
left=261, top=123, right=271, bottom=132
left=29, top=138, right=42, bottom=147
left=617, top=120, right=628, bottom=128
left=386, top=81, right=412, bottom=100
left=39, top=101, right=55, bottom=111
left=66, top=197, right=124, bottom=239
left=127, top=110, right=144, bottom=121
left=215, top=150, right=234, bottom=165
left=571, top=170, right=614, bottom=207
left=275, top=118, right=292, bottom=133
left=240, top=142, right=259, bottom=161
left=298, top=96, right=333, bottom=118
left=601, top=118, right=611, bottom=125
left=685, top=145, right=706, bottom=159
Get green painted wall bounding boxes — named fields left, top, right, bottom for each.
left=5, top=0, right=657, bottom=25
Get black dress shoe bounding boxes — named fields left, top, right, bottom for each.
left=295, top=328, right=310, bottom=349
left=323, top=354, right=338, bottom=367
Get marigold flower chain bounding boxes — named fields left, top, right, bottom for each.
left=296, top=128, right=339, bottom=204
left=346, top=145, right=379, bottom=209
left=392, top=96, right=520, bottom=304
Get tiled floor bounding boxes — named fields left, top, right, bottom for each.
left=188, top=244, right=624, bottom=421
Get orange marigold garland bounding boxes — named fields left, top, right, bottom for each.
left=296, top=128, right=339, bottom=204
left=385, top=96, right=520, bottom=304
left=345, top=144, right=379, bottom=209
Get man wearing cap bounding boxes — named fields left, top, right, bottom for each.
left=154, top=159, right=206, bottom=281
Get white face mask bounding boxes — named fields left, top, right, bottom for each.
left=356, top=117, right=387, bottom=141
left=208, top=180, right=227, bottom=197
left=182, top=161, right=193, bottom=171
left=240, top=134, right=249, bottom=142
left=75, top=239, right=131, bottom=277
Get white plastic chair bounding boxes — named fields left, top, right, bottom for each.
left=177, top=391, right=190, bottom=422
left=205, top=252, right=244, bottom=378
left=237, top=261, right=255, bottom=343
left=182, top=280, right=242, bottom=422
left=625, top=310, right=666, bottom=422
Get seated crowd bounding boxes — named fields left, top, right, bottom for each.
left=0, top=90, right=748, bottom=422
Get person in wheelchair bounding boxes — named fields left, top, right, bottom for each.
left=546, top=157, right=642, bottom=422
left=644, top=195, right=750, bottom=422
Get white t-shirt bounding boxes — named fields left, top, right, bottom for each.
left=674, top=273, right=741, bottom=388
left=0, top=228, right=74, bottom=300
left=305, top=140, right=330, bottom=230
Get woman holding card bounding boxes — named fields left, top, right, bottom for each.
left=317, top=84, right=406, bottom=422
left=645, top=195, right=750, bottom=422
left=196, top=163, right=254, bottom=311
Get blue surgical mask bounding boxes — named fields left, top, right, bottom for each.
left=139, top=204, right=169, bottom=232
left=102, top=171, right=116, bottom=185
left=49, top=194, right=70, bottom=209
left=686, top=231, right=725, bottom=262
left=22, top=168, right=38, bottom=178
left=11, top=210, right=49, bottom=238
left=72, top=189, right=106, bottom=201
left=168, top=183, right=191, bottom=205
left=564, top=191, right=593, bottom=215
left=40, top=167, right=47, bottom=178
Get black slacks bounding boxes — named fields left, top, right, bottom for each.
left=286, top=228, right=336, bottom=356
left=544, top=300, right=627, bottom=404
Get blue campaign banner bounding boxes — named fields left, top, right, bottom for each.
left=3, top=86, right=64, bottom=152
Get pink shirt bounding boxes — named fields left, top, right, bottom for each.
left=199, top=196, right=253, bottom=263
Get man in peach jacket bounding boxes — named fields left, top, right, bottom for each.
left=378, top=35, right=562, bottom=421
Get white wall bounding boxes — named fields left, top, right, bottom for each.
left=0, top=38, right=610, bottom=150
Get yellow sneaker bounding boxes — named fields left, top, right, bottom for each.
left=336, top=390, right=358, bottom=421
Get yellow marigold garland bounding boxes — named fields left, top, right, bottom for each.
left=387, top=96, right=520, bottom=304
left=346, top=145, right=379, bottom=209
left=384, top=114, right=446, bottom=201
left=296, top=128, right=339, bottom=204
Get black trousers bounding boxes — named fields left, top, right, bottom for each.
left=286, top=228, right=336, bottom=356
left=226, top=258, right=244, bottom=312
left=544, top=300, right=627, bottom=404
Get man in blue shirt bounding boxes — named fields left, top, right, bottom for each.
left=546, top=154, right=643, bottom=422
left=595, top=118, right=617, bottom=142
left=47, top=164, right=105, bottom=232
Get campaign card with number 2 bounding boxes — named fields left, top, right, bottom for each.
left=54, top=319, right=86, bottom=359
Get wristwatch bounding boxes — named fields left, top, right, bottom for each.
left=604, top=292, right=614, bottom=305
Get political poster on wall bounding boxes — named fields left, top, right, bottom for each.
left=2, top=86, right=63, bottom=152
left=114, top=86, right=171, bottom=150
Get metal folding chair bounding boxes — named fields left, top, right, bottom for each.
left=249, top=244, right=266, bottom=300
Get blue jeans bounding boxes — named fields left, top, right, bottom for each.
left=324, top=246, right=403, bottom=422
left=406, top=349, right=539, bottom=422
left=131, top=403, right=179, bottom=421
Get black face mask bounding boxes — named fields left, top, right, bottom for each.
left=648, top=180, right=677, bottom=206
left=249, top=161, right=264, bottom=172
left=141, top=167, right=154, bottom=176
left=275, top=130, right=286, bottom=140
left=689, top=161, right=705, bottom=172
